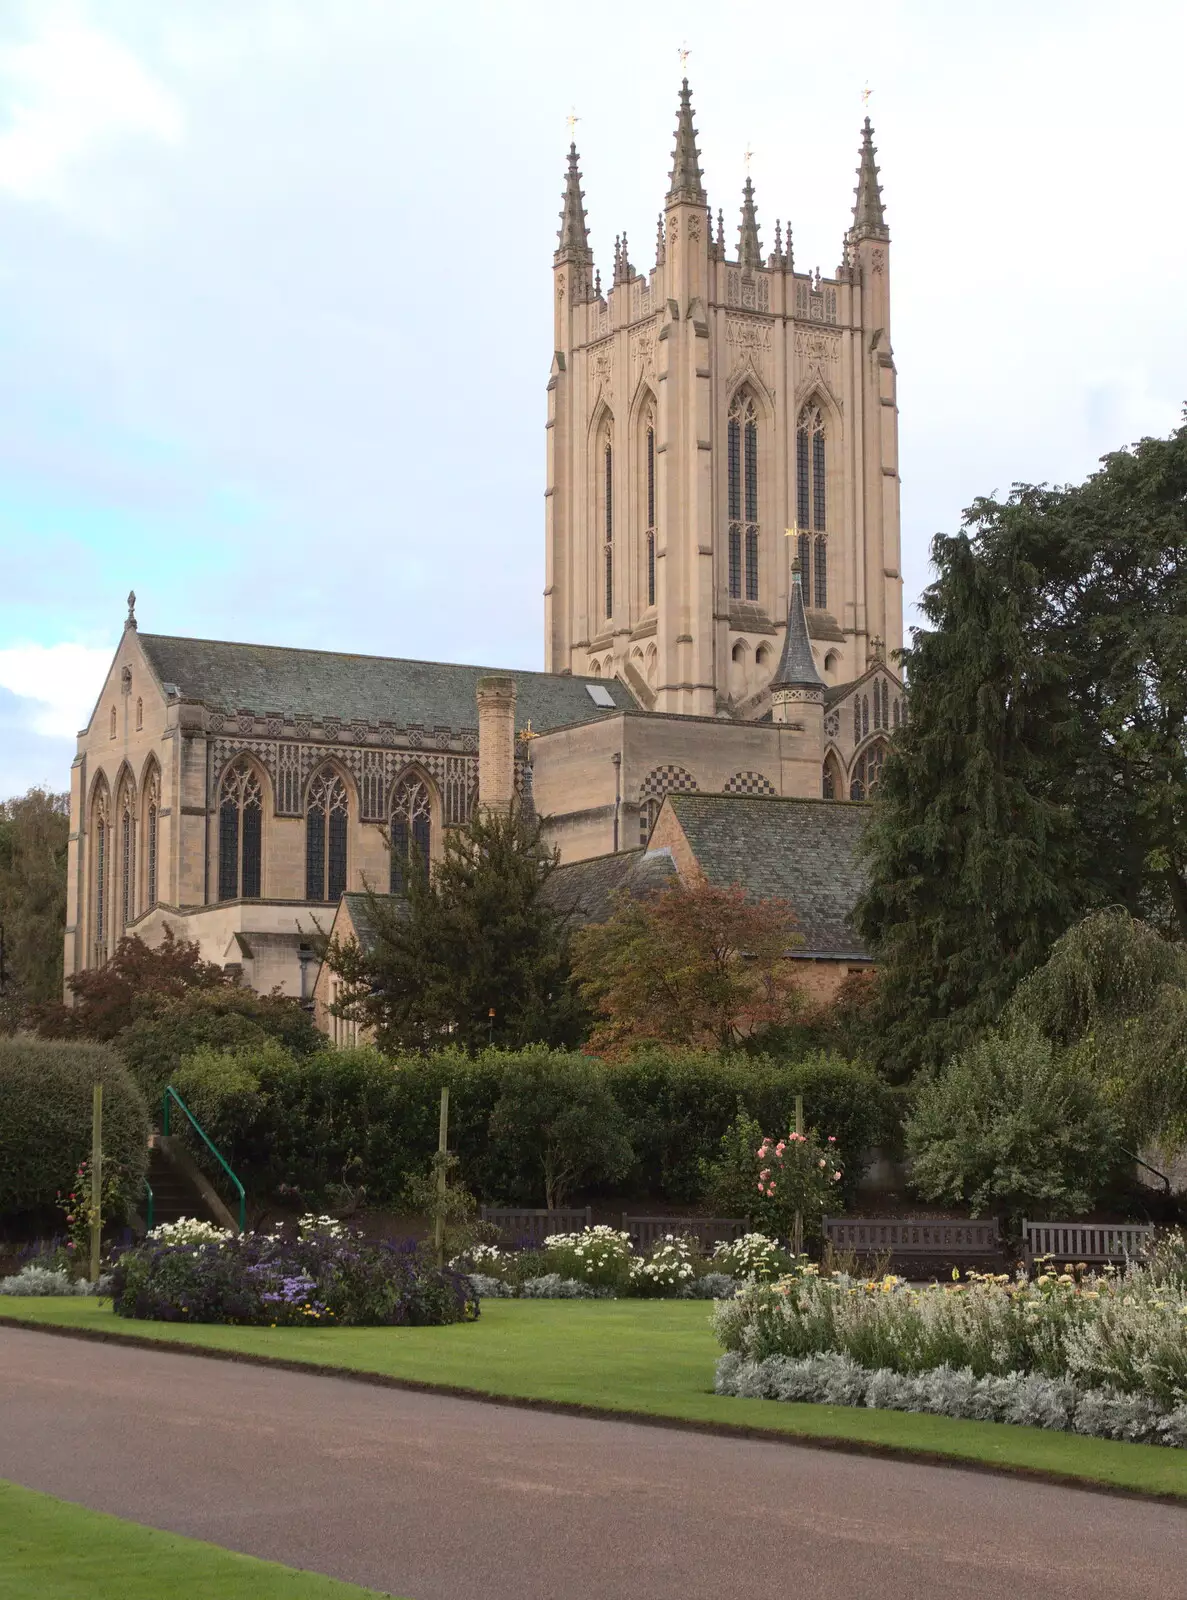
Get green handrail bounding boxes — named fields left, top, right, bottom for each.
left=144, top=1175, right=155, bottom=1231
left=162, top=1086, right=246, bottom=1233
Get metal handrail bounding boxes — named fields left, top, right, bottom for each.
left=144, top=1175, right=155, bottom=1231
left=162, top=1086, right=246, bottom=1232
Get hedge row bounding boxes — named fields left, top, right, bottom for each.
left=171, top=1043, right=893, bottom=1209
left=0, top=1037, right=149, bottom=1217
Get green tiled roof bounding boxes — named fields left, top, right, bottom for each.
left=138, top=634, right=630, bottom=734
left=542, top=848, right=679, bottom=928
left=667, top=793, right=871, bottom=959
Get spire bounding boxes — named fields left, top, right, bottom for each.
left=771, top=559, right=824, bottom=691
left=555, top=142, right=592, bottom=263
left=851, top=117, right=889, bottom=241
left=666, top=78, right=706, bottom=206
left=613, top=231, right=633, bottom=286
left=737, top=175, right=761, bottom=268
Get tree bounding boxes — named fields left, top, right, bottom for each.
left=854, top=530, right=1093, bottom=1080
left=573, top=875, right=803, bottom=1059
left=0, top=788, right=69, bottom=1017
left=487, top=1051, right=633, bottom=1209
left=36, top=928, right=228, bottom=1041
left=326, top=803, right=584, bottom=1053
left=904, top=1024, right=1123, bottom=1228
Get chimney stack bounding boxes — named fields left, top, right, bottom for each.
left=476, top=676, right=517, bottom=813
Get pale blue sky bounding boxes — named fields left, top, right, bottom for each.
left=1, top=0, right=1185, bottom=794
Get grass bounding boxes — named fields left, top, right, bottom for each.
left=3, top=1295, right=1187, bottom=1500
left=0, top=1479, right=400, bottom=1599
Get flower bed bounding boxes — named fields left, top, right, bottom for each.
left=109, top=1216, right=478, bottom=1327
left=712, top=1236, right=1187, bottom=1446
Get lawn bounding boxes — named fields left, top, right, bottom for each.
left=0, top=1480, right=400, bottom=1599
left=3, top=1296, right=1186, bottom=1500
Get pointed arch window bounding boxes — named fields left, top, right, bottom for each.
left=145, top=768, right=160, bottom=912
left=796, top=404, right=828, bottom=609
left=218, top=759, right=263, bottom=901
left=850, top=739, right=887, bottom=802
left=306, top=767, right=348, bottom=902
left=91, top=784, right=110, bottom=966
left=389, top=774, right=432, bottom=894
left=727, top=392, right=760, bottom=602
left=118, top=784, right=135, bottom=932
left=603, top=438, right=614, bottom=619
left=645, top=418, right=656, bottom=608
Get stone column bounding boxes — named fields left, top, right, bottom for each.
left=476, top=676, right=517, bottom=814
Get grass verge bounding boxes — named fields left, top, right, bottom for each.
left=0, top=1479, right=400, bottom=1599
left=3, top=1296, right=1186, bottom=1501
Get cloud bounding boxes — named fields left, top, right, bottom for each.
left=0, top=15, right=181, bottom=203
left=0, top=641, right=112, bottom=739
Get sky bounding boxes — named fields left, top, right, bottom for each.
left=1, top=0, right=1184, bottom=796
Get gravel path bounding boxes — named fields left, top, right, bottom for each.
left=1, top=1326, right=1182, bottom=1600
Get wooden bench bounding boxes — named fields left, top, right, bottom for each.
left=1022, top=1219, right=1155, bottom=1270
left=823, top=1216, right=1002, bottom=1265
left=479, top=1206, right=592, bottom=1246
left=622, top=1216, right=748, bottom=1253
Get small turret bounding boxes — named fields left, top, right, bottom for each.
left=667, top=78, right=706, bottom=206
left=770, top=559, right=824, bottom=724
left=850, top=118, right=889, bottom=241
left=737, top=176, right=762, bottom=268
left=556, top=142, right=592, bottom=264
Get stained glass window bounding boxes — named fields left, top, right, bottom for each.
left=306, top=767, right=348, bottom=901
left=120, top=802, right=134, bottom=930
left=814, top=536, right=828, bottom=610
left=219, top=760, right=264, bottom=901
left=849, top=740, right=887, bottom=802
left=796, top=405, right=828, bottom=607
left=645, top=422, right=656, bottom=608
left=389, top=775, right=433, bottom=894
left=728, top=393, right=760, bottom=603
left=147, top=802, right=158, bottom=909
left=603, top=442, right=613, bottom=619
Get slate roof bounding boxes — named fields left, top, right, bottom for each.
left=337, top=892, right=403, bottom=954
left=541, top=848, right=679, bottom=929
left=666, top=793, right=872, bottom=959
left=137, top=634, right=631, bottom=734
left=771, top=575, right=824, bottom=690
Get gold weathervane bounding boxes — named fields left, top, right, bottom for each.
left=678, top=41, right=691, bottom=70
left=566, top=108, right=580, bottom=137
left=743, top=143, right=754, bottom=172
left=861, top=82, right=873, bottom=108
left=518, top=719, right=539, bottom=743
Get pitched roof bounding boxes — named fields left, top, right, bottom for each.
left=137, top=634, right=630, bottom=734
left=541, top=847, right=679, bottom=928
left=338, top=891, right=403, bottom=954
left=666, top=793, right=871, bottom=959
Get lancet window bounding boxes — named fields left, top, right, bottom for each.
left=727, top=392, right=759, bottom=602
left=119, top=782, right=135, bottom=932
left=91, top=782, right=110, bottom=966
left=389, top=774, right=432, bottom=895
left=795, top=404, right=828, bottom=609
left=644, top=420, right=656, bottom=608
left=849, top=740, right=887, bottom=802
left=306, top=766, right=348, bottom=902
left=218, top=759, right=263, bottom=901
left=145, top=767, right=160, bottom=911
left=603, top=439, right=614, bottom=619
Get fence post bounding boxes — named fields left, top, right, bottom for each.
left=434, top=1085, right=450, bottom=1269
left=90, top=1083, right=103, bottom=1284
left=793, top=1094, right=804, bottom=1258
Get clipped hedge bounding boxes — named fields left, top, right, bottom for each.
left=172, top=1043, right=893, bottom=1211
left=0, top=1036, right=149, bottom=1217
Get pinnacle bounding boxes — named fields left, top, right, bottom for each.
left=738, top=175, right=762, bottom=268
left=850, top=116, right=889, bottom=241
left=556, top=141, right=592, bottom=263
left=666, top=77, right=706, bottom=206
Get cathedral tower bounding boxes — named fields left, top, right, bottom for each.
left=544, top=85, right=903, bottom=715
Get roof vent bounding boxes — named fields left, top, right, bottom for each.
left=585, top=684, right=615, bottom=708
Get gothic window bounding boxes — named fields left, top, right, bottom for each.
left=873, top=682, right=883, bottom=732
left=218, top=759, right=263, bottom=901
left=389, top=774, right=432, bottom=895
left=727, top=392, right=760, bottom=602
left=109, top=706, right=116, bottom=739
left=145, top=770, right=159, bottom=912
left=603, top=440, right=614, bottom=619
left=849, top=739, right=888, bottom=802
left=645, top=420, right=656, bottom=608
left=306, top=766, right=348, bottom=902
left=862, top=695, right=870, bottom=740
left=796, top=404, right=828, bottom=608
left=882, top=681, right=891, bottom=727
left=853, top=697, right=862, bottom=745
left=135, top=697, right=143, bottom=731
left=91, top=780, right=110, bottom=966
left=822, top=752, right=844, bottom=800
left=118, top=782, right=135, bottom=932
left=893, top=697, right=901, bottom=729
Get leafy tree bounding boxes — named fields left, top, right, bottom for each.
left=36, top=928, right=228, bottom=1041
left=854, top=530, right=1094, bottom=1080
left=487, top=1050, right=633, bottom=1209
left=905, top=1025, right=1123, bottom=1227
left=572, top=879, right=804, bottom=1058
left=325, top=803, right=584, bottom=1053
left=0, top=788, right=69, bottom=1017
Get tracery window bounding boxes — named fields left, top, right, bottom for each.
left=389, top=774, right=432, bottom=894
left=306, top=767, right=348, bottom=902
left=849, top=739, right=887, bottom=802
left=218, top=759, right=263, bottom=901
left=727, top=392, right=759, bottom=602
left=145, top=771, right=159, bottom=911
left=603, top=439, right=614, bottom=619
left=795, top=404, right=828, bottom=608
left=91, top=782, right=110, bottom=966
left=119, top=784, right=135, bottom=932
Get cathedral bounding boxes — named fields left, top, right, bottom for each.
left=63, top=80, right=905, bottom=1009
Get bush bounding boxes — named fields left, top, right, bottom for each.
left=0, top=1265, right=96, bottom=1296
left=905, top=1025, right=1122, bottom=1224
left=700, top=1106, right=843, bottom=1241
left=0, top=1036, right=148, bottom=1219
left=488, top=1051, right=634, bottom=1207
left=537, top=1226, right=634, bottom=1289
left=109, top=1224, right=477, bottom=1327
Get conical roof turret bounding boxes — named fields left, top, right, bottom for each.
left=666, top=78, right=706, bottom=206
left=555, top=142, right=592, bottom=262
left=771, top=559, right=824, bottom=691
left=737, top=175, right=762, bottom=268
left=850, top=118, right=889, bottom=241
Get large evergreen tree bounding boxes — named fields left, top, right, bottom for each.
left=0, top=788, right=69, bottom=1017
left=326, top=803, right=584, bottom=1053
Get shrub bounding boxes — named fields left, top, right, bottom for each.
left=0, top=1265, right=94, bottom=1296
left=628, top=1234, right=697, bottom=1296
left=488, top=1050, right=633, bottom=1207
left=905, top=1025, right=1122, bottom=1224
left=700, top=1105, right=843, bottom=1241
left=109, top=1226, right=477, bottom=1327
left=0, top=1036, right=148, bottom=1219
left=539, top=1225, right=634, bottom=1289
left=710, top=1233, right=798, bottom=1283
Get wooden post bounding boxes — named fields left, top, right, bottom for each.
left=90, top=1083, right=103, bottom=1284
left=793, top=1094, right=804, bottom=1260
left=434, top=1085, right=450, bottom=1269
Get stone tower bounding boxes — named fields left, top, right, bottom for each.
left=544, top=85, right=903, bottom=715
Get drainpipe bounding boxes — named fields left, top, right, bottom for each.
left=611, top=751, right=621, bottom=853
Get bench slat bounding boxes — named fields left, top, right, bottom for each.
left=1022, top=1218, right=1153, bottom=1266
left=622, top=1216, right=747, bottom=1252
left=822, top=1217, right=1001, bottom=1257
left=479, top=1206, right=592, bottom=1246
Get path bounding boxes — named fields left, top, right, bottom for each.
left=0, top=1327, right=1182, bottom=1600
